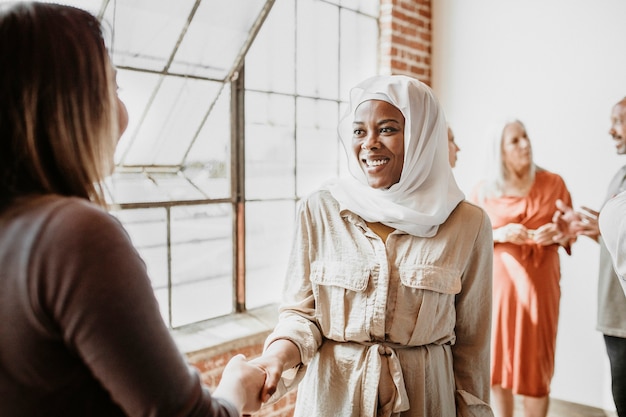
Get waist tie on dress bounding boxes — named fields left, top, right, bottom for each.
left=361, top=343, right=410, bottom=416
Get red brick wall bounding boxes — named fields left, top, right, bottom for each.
left=379, top=0, right=432, bottom=85
left=187, top=2, right=433, bottom=416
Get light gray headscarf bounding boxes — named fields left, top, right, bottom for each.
left=326, top=75, right=464, bottom=237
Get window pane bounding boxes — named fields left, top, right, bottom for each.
left=147, top=172, right=209, bottom=201
left=340, top=9, right=379, bottom=100
left=340, top=0, right=379, bottom=15
left=185, top=82, right=232, bottom=200
left=296, top=0, right=339, bottom=99
left=111, top=208, right=170, bottom=322
left=245, top=0, right=295, bottom=94
left=186, top=83, right=231, bottom=168
left=104, top=0, right=197, bottom=72
left=105, top=172, right=171, bottom=205
left=119, top=76, right=223, bottom=167
left=245, top=200, right=295, bottom=309
left=115, top=69, right=160, bottom=165
left=169, top=0, right=269, bottom=79
left=170, top=204, right=233, bottom=327
left=181, top=164, right=230, bottom=201
left=245, top=92, right=296, bottom=199
left=296, top=98, right=341, bottom=197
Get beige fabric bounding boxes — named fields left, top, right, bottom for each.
left=599, top=190, right=626, bottom=298
left=265, top=190, right=494, bottom=417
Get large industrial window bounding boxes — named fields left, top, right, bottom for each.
left=22, top=0, right=379, bottom=329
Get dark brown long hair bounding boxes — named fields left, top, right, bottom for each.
left=0, top=2, right=118, bottom=208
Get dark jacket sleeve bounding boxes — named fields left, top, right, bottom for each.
left=33, top=199, right=237, bottom=417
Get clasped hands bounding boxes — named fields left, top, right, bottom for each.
left=494, top=199, right=599, bottom=246
left=214, top=340, right=299, bottom=415
left=493, top=222, right=562, bottom=245
left=212, top=354, right=269, bottom=416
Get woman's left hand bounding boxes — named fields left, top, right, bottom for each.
left=531, top=223, right=560, bottom=246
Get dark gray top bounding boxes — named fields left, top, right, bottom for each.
left=0, top=195, right=237, bottom=417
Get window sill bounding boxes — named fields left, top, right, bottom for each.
left=171, top=304, right=279, bottom=356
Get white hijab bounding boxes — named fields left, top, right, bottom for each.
left=326, top=75, right=464, bottom=237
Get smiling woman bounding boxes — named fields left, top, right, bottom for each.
left=248, top=75, right=495, bottom=417
left=352, top=100, right=405, bottom=189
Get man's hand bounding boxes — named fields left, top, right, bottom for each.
left=552, top=199, right=599, bottom=242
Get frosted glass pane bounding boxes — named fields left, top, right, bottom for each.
left=245, top=92, right=296, bottom=199
left=296, top=98, right=342, bottom=197
left=170, top=204, right=233, bottom=326
left=105, top=172, right=172, bottom=204
left=340, top=0, right=379, bottom=16
left=104, top=0, right=197, bottom=72
left=245, top=200, right=295, bottom=309
left=340, top=10, right=379, bottom=100
left=121, top=77, right=222, bottom=166
left=186, top=83, right=231, bottom=169
left=169, top=0, right=268, bottom=79
left=245, top=0, right=295, bottom=94
left=115, top=69, right=160, bottom=164
left=296, top=0, right=339, bottom=99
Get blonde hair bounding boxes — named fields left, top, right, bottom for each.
left=477, top=118, right=536, bottom=202
left=0, top=2, right=118, bottom=208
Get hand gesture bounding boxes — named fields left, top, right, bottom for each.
left=248, top=354, right=284, bottom=404
left=248, top=339, right=302, bottom=405
left=531, top=223, right=561, bottom=246
left=493, top=223, right=530, bottom=244
left=552, top=199, right=599, bottom=242
left=212, top=354, right=267, bottom=415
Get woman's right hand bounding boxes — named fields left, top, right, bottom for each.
left=248, top=354, right=284, bottom=403
left=493, top=223, right=529, bottom=244
left=249, top=339, right=301, bottom=403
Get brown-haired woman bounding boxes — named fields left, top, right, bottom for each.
left=0, top=3, right=265, bottom=416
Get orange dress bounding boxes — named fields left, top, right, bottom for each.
left=471, top=170, right=572, bottom=397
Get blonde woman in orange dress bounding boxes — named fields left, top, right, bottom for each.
left=470, top=120, right=573, bottom=417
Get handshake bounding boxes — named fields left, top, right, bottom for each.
left=213, top=339, right=300, bottom=416
left=211, top=354, right=268, bottom=416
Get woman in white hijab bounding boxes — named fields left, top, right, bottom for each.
left=251, top=75, right=494, bottom=417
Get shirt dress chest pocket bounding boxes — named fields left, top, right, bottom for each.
left=398, top=264, right=462, bottom=295
left=396, top=265, right=463, bottom=344
left=309, top=261, right=371, bottom=340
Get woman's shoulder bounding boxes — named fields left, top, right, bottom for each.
left=535, top=168, right=567, bottom=187
left=26, top=195, right=113, bottom=224
left=453, top=200, right=491, bottom=223
left=4, top=195, right=126, bottom=248
left=299, top=189, right=340, bottom=211
left=441, top=200, right=492, bottom=240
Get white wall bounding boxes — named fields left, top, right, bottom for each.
left=431, top=0, right=626, bottom=411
